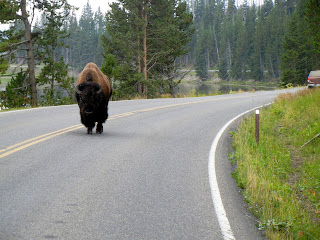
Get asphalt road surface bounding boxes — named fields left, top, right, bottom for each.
left=0, top=89, right=299, bottom=240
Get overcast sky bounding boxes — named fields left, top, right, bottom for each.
left=0, top=0, right=115, bottom=31
left=68, top=0, right=115, bottom=16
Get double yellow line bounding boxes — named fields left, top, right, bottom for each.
left=0, top=111, right=136, bottom=159
left=0, top=125, right=83, bottom=159
left=0, top=96, right=240, bottom=159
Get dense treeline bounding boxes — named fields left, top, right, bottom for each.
left=101, top=0, right=194, bottom=98
left=0, top=0, right=109, bottom=107
left=1, top=0, right=320, bottom=108
left=0, top=0, right=193, bottom=106
left=0, top=0, right=76, bottom=107
left=54, top=2, right=106, bottom=69
left=189, top=0, right=320, bottom=85
left=44, top=0, right=320, bottom=87
left=59, top=0, right=194, bottom=98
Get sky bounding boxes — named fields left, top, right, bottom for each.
left=0, top=0, right=115, bottom=31
left=68, top=0, right=115, bottom=16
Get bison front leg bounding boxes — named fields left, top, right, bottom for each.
left=86, top=122, right=95, bottom=135
left=80, top=114, right=94, bottom=134
left=96, top=122, right=103, bottom=134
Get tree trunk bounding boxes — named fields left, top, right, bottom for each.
left=51, top=47, right=55, bottom=106
left=227, top=39, right=232, bottom=70
left=21, top=0, right=37, bottom=107
left=137, top=35, right=141, bottom=70
left=270, top=56, right=275, bottom=78
left=213, top=25, right=220, bottom=63
left=135, top=1, right=143, bottom=94
left=169, top=60, right=177, bottom=98
left=260, top=51, right=264, bottom=79
left=137, top=35, right=143, bottom=94
left=207, top=48, right=210, bottom=72
left=143, top=9, right=148, bottom=94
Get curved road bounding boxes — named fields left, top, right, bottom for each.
left=0, top=89, right=297, bottom=239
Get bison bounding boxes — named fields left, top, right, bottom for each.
left=75, top=62, right=112, bottom=134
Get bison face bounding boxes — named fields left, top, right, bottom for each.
left=75, top=82, right=103, bottom=117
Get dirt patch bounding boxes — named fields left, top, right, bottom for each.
left=287, top=147, right=320, bottom=227
left=287, top=148, right=304, bottom=186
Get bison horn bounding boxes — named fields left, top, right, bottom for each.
left=75, top=85, right=82, bottom=94
left=96, top=85, right=102, bottom=94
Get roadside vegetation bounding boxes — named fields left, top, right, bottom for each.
left=231, top=88, right=320, bottom=239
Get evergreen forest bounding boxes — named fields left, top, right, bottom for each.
left=0, top=0, right=320, bottom=107
left=189, top=0, right=320, bottom=85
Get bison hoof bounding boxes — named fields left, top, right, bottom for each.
left=96, top=124, right=103, bottom=134
left=87, top=128, right=93, bottom=134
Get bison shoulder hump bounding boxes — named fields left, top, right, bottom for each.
left=77, top=63, right=112, bottom=95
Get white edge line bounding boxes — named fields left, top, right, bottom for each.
left=208, top=103, right=272, bottom=240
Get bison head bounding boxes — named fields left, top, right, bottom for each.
left=75, top=82, right=103, bottom=117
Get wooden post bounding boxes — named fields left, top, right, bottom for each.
left=255, top=110, right=260, bottom=144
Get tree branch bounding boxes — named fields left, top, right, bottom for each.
left=9, top=40, right=30, bottom=48
left=147, top=52, right=161, bottom=66
left=174, top=69, right=191, bottom=86
left=147, top=60, right=158, bottom=73
left=301, top=132, right=320, bottom=148
left=15, top=13, right=23, bottom=19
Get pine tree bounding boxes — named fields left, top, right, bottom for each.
left=189, top=0, right=304, bottom=84
left=93, top=7, right=106, bottom=66
left=305, top=0, right=320, bottom=53
left=251, top=3, right=271, bottom=81
left=280, top=12, right=306, bottom=85
left=78, top=1, right=96, bottom=68
left=194, top=0, right=225, bottom=80
left=66, top=11, right=80, bottom=68
left=0, top=0, right=38, bottom=106
left=195, top=23, right=210, bottom=80
left=150, top=0, right=194, bottom=94
left=102, top=1, right=140, bottom=96
left=280, top=0, right=318, bottom=85
left=218, top=0, right=237, bottom=80
left=5, top=70, right=30, bottom=108
left=37, top=0, right=74, bottom=105
left=102, top=0, right=193, bottom=97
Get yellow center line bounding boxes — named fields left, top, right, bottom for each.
left=108, top=112, right=135, bottom=119
left=0, top=125, right=83, bottom=159
left=0, top=112, right=139, bottom=159
left=0, top=125, right=82, bottom=154
left=0, top=95, right=247, bottom=159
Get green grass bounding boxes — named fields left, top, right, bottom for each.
left=0, top=76, right=12, bottom=84
left=0, top=64, right=45, bottom=84
left=232, top=88, right=320, bottom=239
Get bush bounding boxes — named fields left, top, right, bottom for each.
left=5, top=70, right=30, bottom=108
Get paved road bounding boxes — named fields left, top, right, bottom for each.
left=0, top=89, right=298, bottom=240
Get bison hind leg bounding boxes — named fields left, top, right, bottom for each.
left=96, top=122, right=103, bottom=134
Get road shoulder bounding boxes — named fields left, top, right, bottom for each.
left=214, top=117, right=266, bottom=240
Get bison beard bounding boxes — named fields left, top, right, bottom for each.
left=75, top=63, right=112, bottom=134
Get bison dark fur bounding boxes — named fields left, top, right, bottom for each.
left=75, top=62, right=112, bottom=134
